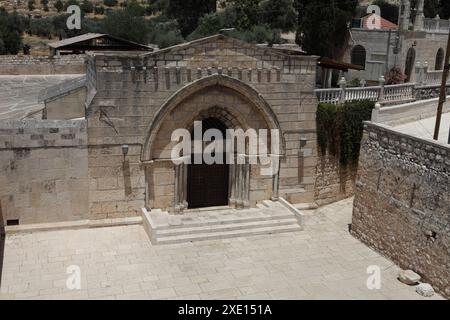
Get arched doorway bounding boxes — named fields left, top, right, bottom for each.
left=435, top=48, right=445, bottom=70
left=187, top=117, right=230, bottom=209
left=405, top=47, right=416, bottom=82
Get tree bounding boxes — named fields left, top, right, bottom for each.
left=81, top=0, right=94, bottom=13
left=0, top=10, right=23, bottom=54
left=166, top=0, right=216, bottom=37
left=148, top=18, right=184, bottom=48
left=260, top=0, right=297, bottom=32
left=295, top=0, right=358, bottom=59
left=440, top=0, right=450, bottom=19
left=64, top=0, right=80, bottom=10
left=54, top=0, right=64, bottom=12
left=424, top=0, right=439, bottom=18
left=373, top=0, right=399, bottom=24
left=28, top=0, right=35, bottom=11
left=102, top=8, right=149, bottom=44
left=230, top=0, right=260, bottom=30
left=94, top=6, right=105, bottom=15
left=103, top=0, right=118, bottom=7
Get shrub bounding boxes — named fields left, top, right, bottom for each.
left=104, top=0, right=118, bottom=7
left=385, top=66, right=406, bottom=85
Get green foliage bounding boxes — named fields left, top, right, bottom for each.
left=103, top=0, right=118, bottom=7
left=441, top=0, right=450, bottom=19
left=166, top=0, right=216, bottom=37
left=64, top=0, right=80, bottom=10
left=148, top=17, right=184, bottom=48
left=231, top=0, right=260, bottom=30
left=372, top=0, right=399, bottom=23
left=54, top=0, right=63, bottom=12
left=228, top=24, right=283, bottom=45
left=81, top=0, right=94, bottom=14
left=125, top=0, right=146, bottom=16
left=94, top=6, right=105, bottom=15
left=102, top=8, right=149, bottom=43
left=260, top=0, right=297, bottom=32
left=348, top=78, right=361, bottom=88
left=0, top=10, right=23, bottom=54
left=317, top=100, right=374, bottom=167
left=296, top=0, right=358, bottom=58
left=29, top=17, right=54, bottom=38
left=28, top=0, right=35, bottom=11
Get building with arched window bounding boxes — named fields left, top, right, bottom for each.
left=351, top=45, right=367, bottom=68
left=435, top=48, right=445, bottom=71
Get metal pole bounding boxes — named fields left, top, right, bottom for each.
left=434, top=27, right=450, bottom=140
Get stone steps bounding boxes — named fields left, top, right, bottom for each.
left=142, top=199, right=304, bottom=245
left=156, top=224, right=302, bottom=245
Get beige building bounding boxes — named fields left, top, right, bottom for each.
left=0, top=35, right=323, bottom=225
left=346, top=0, right=449, bottom=84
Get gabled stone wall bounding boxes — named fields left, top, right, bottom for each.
left=352, top=122, right=450, bottom=298
left=85, top=35, right=319, bottom=217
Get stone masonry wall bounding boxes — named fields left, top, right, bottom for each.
left=0, top=120, right=88, bottom=225
left=352, top=122, right=450, bottom=298
left=314, top=152, right=356, bottom=206
left=86, top=35, right=319, bottom=216
left=0, top=55, right=86, bottom=75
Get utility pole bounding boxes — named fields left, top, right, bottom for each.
left=433, top=27, right=450, bottom=140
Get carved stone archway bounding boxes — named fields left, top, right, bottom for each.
left=143, top=75, right=284, bottom=213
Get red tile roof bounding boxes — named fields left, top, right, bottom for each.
left=361, top=13, right=398, bottom=30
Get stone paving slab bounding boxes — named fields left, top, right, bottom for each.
left=393, top=112, right=450, bottom=144
left=0, top=198, right=444, bottom=300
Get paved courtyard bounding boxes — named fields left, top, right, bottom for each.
left=0, top=75, right=83, bottom=120
left=393, top=112, right=450, bottom=144
left=0, top=198, right=443, bottom=300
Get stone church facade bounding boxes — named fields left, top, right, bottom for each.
left=0, top=35, right=319, bottom=224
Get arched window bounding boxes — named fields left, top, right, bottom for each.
left=351, top=45, right=366, bottom=69
left=435, top=48, right=445, bottom=70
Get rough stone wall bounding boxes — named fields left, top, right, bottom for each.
left=0, top=120, right=88, bottom=225
left=0, top=55, right=86, bottom=75
left=314, top=152, right=356, bottom=206
left=352, top=122, right=450, bottom=298
left=86, top=35, right=318, bottom=216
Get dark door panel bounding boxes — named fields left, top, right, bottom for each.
left=188, top=163, right=229, bottom=209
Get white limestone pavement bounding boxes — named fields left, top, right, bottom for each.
left=0, top=198, right=444, bottom=300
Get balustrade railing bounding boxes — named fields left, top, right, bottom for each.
left=315, top=77, right=417, bottom=105
left=423, top=18, right=450, bottom=33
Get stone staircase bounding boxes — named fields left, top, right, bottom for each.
left=142, top=200, right=303, bottom=245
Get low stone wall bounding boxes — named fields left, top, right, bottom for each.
left=352, top=122, right=450, bottom=298
left=0, top=55, right=86, bottom=75
left=373, top=95, right=450, bottom=126
left=314, top=152, right=356, bottom=206
left=0, top=120, right=89, bottom=225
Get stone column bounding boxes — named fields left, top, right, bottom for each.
left=173, top=162, right=188, bottom=213
left=413, top=0, right=425, bottom=31
left=378, top=76, right=386, bottom=103
left=338, top=77, right=347, bottom=104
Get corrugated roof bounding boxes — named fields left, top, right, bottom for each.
left=48, top=33, right=152, bottom=50
left=48, top=33, right=106, bottom=48
left=362, top=14, right=398, bottom=30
